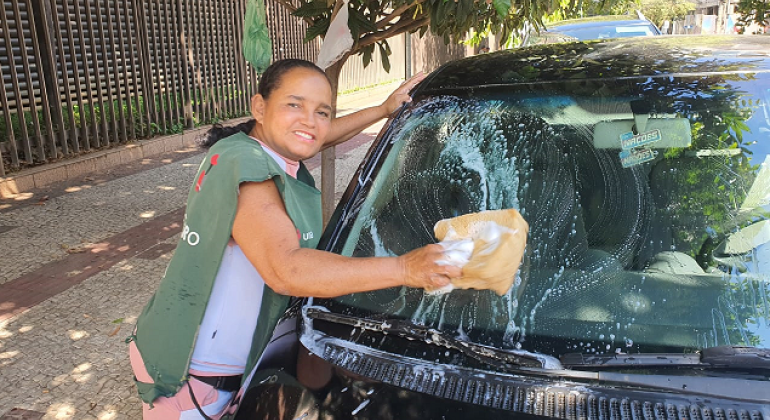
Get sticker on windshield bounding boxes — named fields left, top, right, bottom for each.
left=620, top=129, right=662, bottom=150
left=619, top=148, right=657, bottom=168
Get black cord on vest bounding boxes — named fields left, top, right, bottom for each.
left=188, top=381, right=216, bottom=420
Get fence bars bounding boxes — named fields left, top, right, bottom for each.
left=183, top=0, right=196, bottom=128
left=5, top=0, right=33, bottom=162
left=52, top=0, right=77, bottom=154
left=33, top=0, right=67, bottom=157
left=0, top=49, right=17, bottom=175
left=172, top=0, right=188, bottom=129
left=61, top=0, right=85, bottom=152
left=0, top=0, right=329, bottom=175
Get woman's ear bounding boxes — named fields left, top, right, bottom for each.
left=251, top=94, right=265, bottom=123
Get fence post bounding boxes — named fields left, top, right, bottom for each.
left=176, top=0, right=193, bottom=129
left=50, top=0, right=81, bottom=153
left=133, top=0, right=155, bottom=137
left=0, top=55, right=18, bottom=172
left=29, top=0, right=67, bottom=158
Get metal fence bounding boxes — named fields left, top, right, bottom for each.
left=0, top=0, right=467, bottom=177
left=0, top=0, right=322, bottom=176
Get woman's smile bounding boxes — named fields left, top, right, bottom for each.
left=293, top=130, right=316, bottom=143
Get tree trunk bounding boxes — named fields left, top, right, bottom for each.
left=322, top=57, right=346, bottom=227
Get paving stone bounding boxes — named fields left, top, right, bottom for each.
left=0, top=408, right=45, bottom=420
left=0, top=154, right=204, bottom=286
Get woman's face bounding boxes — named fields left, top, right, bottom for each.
left=251, top=67, right=333, bottom=161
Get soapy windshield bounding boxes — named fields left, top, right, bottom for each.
left=323, top=74, right=770, bottom=360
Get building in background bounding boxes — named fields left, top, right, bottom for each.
left=673, top=0, right=766, bottom=34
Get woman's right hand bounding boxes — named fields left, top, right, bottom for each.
left=398, top=244, right=462, bottom=290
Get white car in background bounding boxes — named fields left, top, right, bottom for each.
left=522, top=14, right=661, bottom=46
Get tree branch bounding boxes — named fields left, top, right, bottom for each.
left=375, top=0, right=430, bottom=30
left=273, top=0, right=316, bottom=27
left=357, top=16, right=429, bottom=50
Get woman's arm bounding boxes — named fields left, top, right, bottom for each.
left=232, top=179, right=459, bottom=298
left=323, top=72, right=427, bottom=149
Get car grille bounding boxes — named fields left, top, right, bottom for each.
left=322, top=343, right=766, bottom=420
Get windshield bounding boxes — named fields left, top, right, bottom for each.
left=319, top=71, right=770, bottom=365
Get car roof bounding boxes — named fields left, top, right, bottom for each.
left=419, top=35, right=770, bottom=92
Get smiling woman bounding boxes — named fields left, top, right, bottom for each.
left=248, top=67, right=332, bottom=162
left=127, top=59, right=473, bottom=420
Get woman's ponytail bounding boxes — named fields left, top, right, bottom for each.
left=199, top=120, right=257, bottom=149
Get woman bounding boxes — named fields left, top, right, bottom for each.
left=129, top=59, right=462, bottom=419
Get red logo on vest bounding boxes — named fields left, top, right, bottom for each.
left=195, top=154, right=220, bottom=192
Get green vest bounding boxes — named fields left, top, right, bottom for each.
left=132, top=132, right=322, bottom=404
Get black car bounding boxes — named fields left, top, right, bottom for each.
left=521, top=15, right=661, bottom=46
left=235, top=36, right=770, bottom=420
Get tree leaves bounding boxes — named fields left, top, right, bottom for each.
left=735, top=0, right=769, bottom=28
left=492, top=0, right=511, bottom=18
left=283, top=0, right=583, bottom=74
left=292, top=0, right=332, bottom=18
left=306, top=17, right=331, bottom=42
left=348, top=7, right=377, bottom=39
left=361, top=44, right=375, bottom=67
left=639, top=0, right=696, bottom=27
left=378, top=41, right=392, bottom=72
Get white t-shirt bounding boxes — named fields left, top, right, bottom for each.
left=189, top=140, right=294, bottom=375
left=189, top=242, right=265, bottom=374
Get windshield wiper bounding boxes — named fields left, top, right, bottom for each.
left=304, top=308, right=545, bottom=370
left=562, top=346, right=770, bottom=370
left=304, top=309, right=770, bottom=401
left=701, top=346, right=770, bottom=369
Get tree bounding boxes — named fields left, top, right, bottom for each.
left=542, top=0, right=695, bottom=30
left=544, top=0, right=640, bottom=21
left=639, top=0, right=695, bottom=27
left=270, top=0, right=622, bottom=220
left=735, top=0, right=770, bottom=32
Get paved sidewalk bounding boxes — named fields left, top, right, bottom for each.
left=0, top=81, right=399, bottom=419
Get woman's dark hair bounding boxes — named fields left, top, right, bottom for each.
left=200, top=59, right=330, bottom=149
left=258, top=59, right=329, bottom=99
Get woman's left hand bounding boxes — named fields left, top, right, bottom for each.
left=380, top=72, right=428, bottom=116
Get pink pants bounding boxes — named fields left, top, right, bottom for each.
left=129, top=341, right=235, bottom=419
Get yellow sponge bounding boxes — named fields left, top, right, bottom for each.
left=433, top=209, right=528, bottom=296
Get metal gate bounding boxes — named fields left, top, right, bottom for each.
left=0, top=0, right=320, bottom=176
